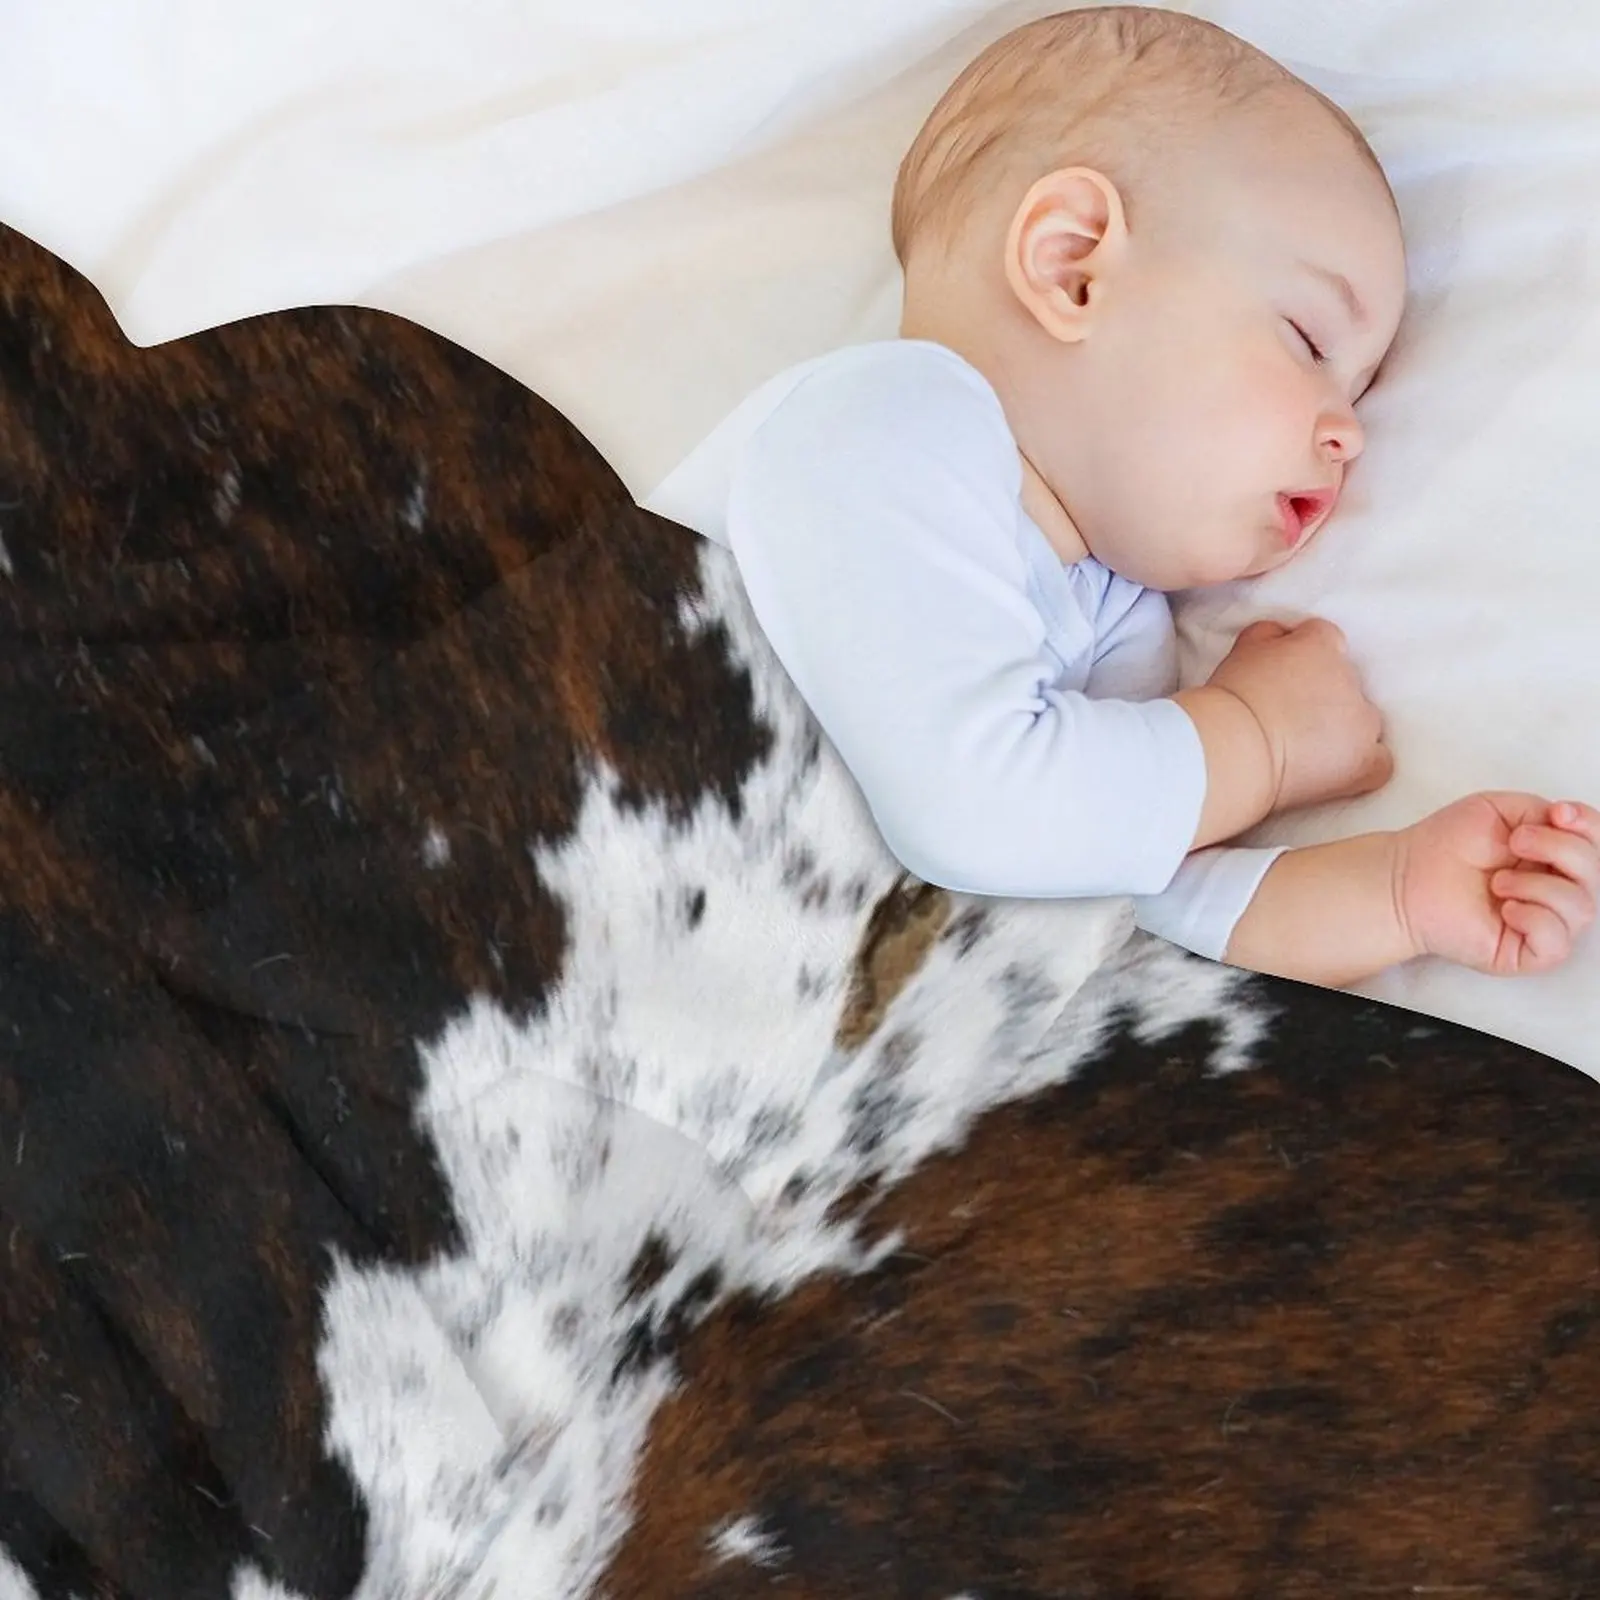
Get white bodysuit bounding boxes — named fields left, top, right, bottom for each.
left=646, top=338, right=1285, bottom=962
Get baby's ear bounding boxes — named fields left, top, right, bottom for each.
left=1003, top=166, right=1127, bottom=342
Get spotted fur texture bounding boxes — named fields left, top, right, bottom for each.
left=2, top=225, right=1599, bottom=1600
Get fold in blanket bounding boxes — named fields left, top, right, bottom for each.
left=6, top=225, right=1600, bottom=1600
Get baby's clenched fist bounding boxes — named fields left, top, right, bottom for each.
left=1208, top=617, right=1391, bottom=814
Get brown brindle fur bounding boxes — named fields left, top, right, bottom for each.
left=2, top=222, right=1598, bottom=1600
left=613, top=988, right=1600, bottom=1599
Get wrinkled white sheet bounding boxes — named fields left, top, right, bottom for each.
left=2, top=0, right=1598, bottom=1074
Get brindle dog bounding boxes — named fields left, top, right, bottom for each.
left=1, top=224, right=1597, bottom=1600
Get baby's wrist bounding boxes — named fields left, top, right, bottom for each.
left=1172, top=684, right=1280, bottom=847
left=1214, top=686, right=1282, bottom=811
left=1223, top=829, right=1423, bottom=986
left=1385, top=825, right=1430, bottom=963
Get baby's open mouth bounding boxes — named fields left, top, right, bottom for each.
left=1278, top=489, right=1336, bottom=547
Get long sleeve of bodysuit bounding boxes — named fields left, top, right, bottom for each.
left=722, top=340, right=1284, bottom=961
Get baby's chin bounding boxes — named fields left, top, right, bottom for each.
left=1086, top=518, right=1283, bottom=591
left=1187, top=529, right=1303, bottom=589
left=1102, top=551, right=1262, bottom=594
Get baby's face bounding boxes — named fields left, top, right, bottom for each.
left=1045, top=96, right=1407, bottom=591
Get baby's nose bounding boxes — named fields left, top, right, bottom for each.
left=1320, top=409, right=1365, bottom=462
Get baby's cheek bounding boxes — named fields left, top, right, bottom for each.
left=1247, top=362, right=1307, bottom=431
left=1180, top=374, right=1272, bottom=473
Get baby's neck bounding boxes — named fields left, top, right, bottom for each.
left=1017, top=450, right=1091, bottom=565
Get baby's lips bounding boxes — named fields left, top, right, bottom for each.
left=1276, top=493, right=1312, bottom=547
left=1276, top=485, right=1340, bottom=548
left=1291, top=485, right=1339, bottom=529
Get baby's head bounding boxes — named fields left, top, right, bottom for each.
left=893, top=6, right=1407, bottom=590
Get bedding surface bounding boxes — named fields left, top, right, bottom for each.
left=4, top=222, right=1600, bottom=1600
left=4, top=0, right=1596, bottom=1072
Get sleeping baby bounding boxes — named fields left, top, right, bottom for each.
left=651, top=5, right=1599, bottom=988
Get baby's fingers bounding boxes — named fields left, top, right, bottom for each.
left=1508, top=821, right=1600, bottom=895
left=1550, top=800, right=1600, bottom=843
left=1499, top=897, right=1573, bottom=973
left=1492, top=866, right=1596, bottom=948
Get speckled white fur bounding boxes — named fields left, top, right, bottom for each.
left=2, top=540, right=1264, bottom=1600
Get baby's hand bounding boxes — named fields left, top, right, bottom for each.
left=1207, top=618, right=1391, bottom=814
left=1396, top=794, right=1600, bottom=976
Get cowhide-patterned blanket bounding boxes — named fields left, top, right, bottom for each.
left=3, top=219, right=1600, bottom=1600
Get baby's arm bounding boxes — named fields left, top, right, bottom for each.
left=1220, top=831, right=1415, bottom=986
left=1083, top=587, right=1279, bottom=850
left=1223, top=797, right=1600, bottom=986
left=1087, top=586, right=1396, bottom=965
left=1094, top=601, right=1392, bottom=852
left=726, top=346, right=1218, bottom=901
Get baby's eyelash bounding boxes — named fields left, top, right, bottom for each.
left=1289, top=320, right=1326, bottom=364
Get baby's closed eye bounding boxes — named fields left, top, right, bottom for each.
left=1286, top=319, right=1326, bottom=363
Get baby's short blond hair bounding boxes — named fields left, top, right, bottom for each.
left=891, top=5, right=1385, bottom=266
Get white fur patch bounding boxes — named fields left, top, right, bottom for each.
left=308, top=543, right=1269, bottom=1596
left=0, top=542, right=1264, bottom=1597
left=707, top=1513, right=786, bottom=1569
left=231, top=1567, right=309, bottom=1600
left=0, top=1552, right=40, bottom=1600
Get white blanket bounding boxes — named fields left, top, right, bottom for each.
left=3, top=0, right=1597, bottom=1075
